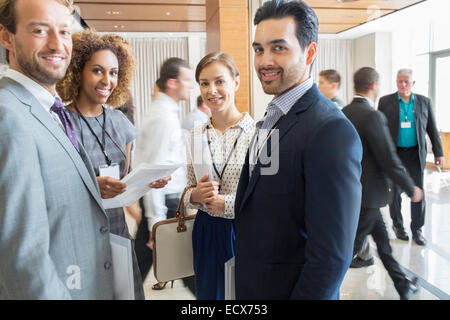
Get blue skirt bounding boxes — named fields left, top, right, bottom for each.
left=192, top=209, right=235, bottom=300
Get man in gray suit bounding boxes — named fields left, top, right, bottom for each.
left=0, top=0, right=114, bottom=299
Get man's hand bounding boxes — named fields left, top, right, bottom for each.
left=97, top=176, right=126, bottom=199
left=149, top=175, right=171, bottom=189
left=190, top=174, right=220, bottom=204
left=146, top=232, right=154, bottom=251
left=435, top=156, right=444, bottom=169
left=410, top=186, right=423, bottom=203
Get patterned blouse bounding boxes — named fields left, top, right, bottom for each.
left=184, top=112, right=255, bottom=219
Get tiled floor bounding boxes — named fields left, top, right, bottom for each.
left=127, top=169, right=450, bottom=300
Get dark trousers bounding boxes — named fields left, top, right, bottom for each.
left=390, top=147, right=425, bottom=233
left=192, top=210, right=235, bottom=300
left=354, top=208, right=410, bottom=295
left=134, top=195, right=196, bottom=294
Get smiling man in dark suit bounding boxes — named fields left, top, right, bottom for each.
left=343, top=67, right=422, bottom=300
left=378, top=68, right=444, bottom=246
left=234, top=0, right=363, bottom=300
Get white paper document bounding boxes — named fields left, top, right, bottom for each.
left=225, top=257, right=235, bottom=300
left=109, top=233, right=134, bottom=300
left=185, top=132, right=214, bottom=183
left=102, top=163, right=182, bottom=209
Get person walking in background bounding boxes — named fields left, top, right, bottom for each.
left=182, top=95, right=211, bottom=131
left=56, top=29, right=169, bottom=299
left=342, top=67, right=422, bottom=300
left=378, top=68, right=444, bottom=246
left=0, top=0, right=115, bottom=299
left=318, top=69, right=345, bottom=109
left=133, top=57, right=196, bottom=293
left=184, top=52, right=255, bottom=299
left=234, top=0, right=363, bottom=300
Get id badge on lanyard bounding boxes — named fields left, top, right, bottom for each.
left=99, top=162, right=120, bottom=180
left=401, top=121, right=412, bottom=129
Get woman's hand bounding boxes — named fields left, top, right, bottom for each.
left=148, top=175, right=171, bottom=189
left=190, top=173, right=220, bottom=204
left=97, top=176, right=126, bottom=199
left=205, top=194, right=225, bottom=215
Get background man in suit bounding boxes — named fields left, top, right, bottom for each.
left=319, top=68, right=373, bottom=268
left=0, top=0, right=115, bottom=299
left=378, top=69, right=444, bottom=246
left=343, top=67, right=422, bottom=300
left=318, top=69, right=345, bottom=109
left=234, top=0, right=363, bottom=300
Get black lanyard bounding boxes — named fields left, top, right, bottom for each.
left=400, top=101, right=413, bottom=122
left=207, top=125, right=243, bottom=185
left=75, top=104, right=112, bottom=166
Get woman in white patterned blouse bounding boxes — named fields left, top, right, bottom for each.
left=184, top=52, right=255, bottom=300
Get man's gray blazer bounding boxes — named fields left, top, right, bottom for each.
left=0, top=77, right=114, bottom=299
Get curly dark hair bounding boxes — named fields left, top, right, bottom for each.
left=57, top=28, right=136, bottom=108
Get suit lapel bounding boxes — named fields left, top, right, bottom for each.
left=5, top=78, right=105, bottom=212
left=237, top=85, right=317, bottom=215
left=392, top=93, right=400, bottom=141
left=413, top=94, right=420, bottom=138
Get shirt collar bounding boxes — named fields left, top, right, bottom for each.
left=204, top=112, right=255, bottom=134
left=397, top=92, right=414, bottom=104
left=354, top=95, right=374, bottom=108
left=268, top=77, right=314, bottom=115
left=5, top=68, right=57, bottom=112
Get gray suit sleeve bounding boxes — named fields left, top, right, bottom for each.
left=363, top=110, right=415, bottom=196
left=0, top=108, right=71, bottom=299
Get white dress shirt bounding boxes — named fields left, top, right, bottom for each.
left=134, top=92, right=188, bottom=231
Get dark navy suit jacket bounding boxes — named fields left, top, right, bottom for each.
left=234, top=84, right=363, bottom=300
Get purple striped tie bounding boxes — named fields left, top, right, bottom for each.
left=51, top=97, right=80, bottom=152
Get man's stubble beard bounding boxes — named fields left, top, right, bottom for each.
left=15, top=41, right=70, bottom=86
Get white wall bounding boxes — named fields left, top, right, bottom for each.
left=354, top=33, right=375, bottom=71
left=340, top=0, right=450, bottom=99
left=353, top=32, right=392, bottom=102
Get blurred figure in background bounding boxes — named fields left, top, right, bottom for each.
left=378, top=68, right=444, bottom=246
left=318, top=69, right=345, bottom=109
left=182, top=95, right=211, bottom=131
left=134, top=57, right=196, bottom=293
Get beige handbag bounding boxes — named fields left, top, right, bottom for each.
left=151, top=187, right=196, bottom=283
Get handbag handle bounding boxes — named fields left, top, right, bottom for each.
left=175, top=185, right=195, bottom=233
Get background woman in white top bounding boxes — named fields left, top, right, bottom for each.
left=184, top=52, right=255, bottom=300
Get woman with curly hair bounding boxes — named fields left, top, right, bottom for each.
left=57, top=29, right=168, bottom=300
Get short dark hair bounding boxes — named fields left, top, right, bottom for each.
left=353, top=67, right=379, bottom=94
left=156, top=57, right=190, bottom=92
left=319, top=69, right=341, bottom=88
left=253, top=0, right=318, bottom=50
left=196, top=95, right=203, bottom=108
